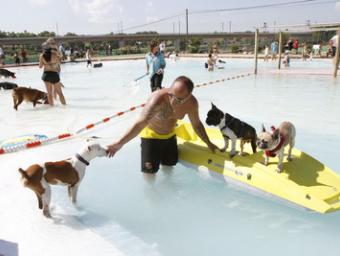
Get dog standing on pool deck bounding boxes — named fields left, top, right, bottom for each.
left=256, top=121, right=296, bottom=173
left=0, top=68, right=16, bottom=78
left=205, top=103, right=257, bottom=157
left=18, top=143, right=108, bottom=218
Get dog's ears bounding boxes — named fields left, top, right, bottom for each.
left=272, top=129, right=280, bottom=140
left=261, top=124, right=266, bottom=132
left=211, top=102, right=217, bottom=109
left=87, top=145, right=91, bottom=151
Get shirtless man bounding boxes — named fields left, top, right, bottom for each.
left=107, top=76, right=218, bottom=174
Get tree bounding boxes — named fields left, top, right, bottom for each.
left=64, top=32, right=78, bottom=36
left=38, top=31, right=56, bottom=37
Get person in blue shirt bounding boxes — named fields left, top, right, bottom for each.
left=271, top=41, right=278, bottom=60
left=146, top=40, right=166, bottom=92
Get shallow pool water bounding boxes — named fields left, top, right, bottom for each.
left=0, top=57, right=339, bottom=256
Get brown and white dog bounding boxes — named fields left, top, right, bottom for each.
left=256, top=121, right=296, bottom=173
left=12, top=87, right=48, bottom=110
left=18, top=143, right=107, bottom=218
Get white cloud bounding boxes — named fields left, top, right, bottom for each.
left=85, top=0, right=115, bottom=23
left=68, top=0, right=81, bottom=13
left=29, top=0, right=48, bottom=6
left=146, top=1, right=153, bottom=12
left=336, top=2, right=340, bottom=10
left=68, top=0, right=123, bottom=24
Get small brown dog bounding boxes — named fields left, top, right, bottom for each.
left=12, top=87, right=48, bottom=110
left=256, top=121, right=296, bottom=173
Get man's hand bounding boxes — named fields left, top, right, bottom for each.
left=207, top=142, right=218, bottom=153
left=156, top=68, right=163, bottom=75
left=107, top=142, right=123, bottom=158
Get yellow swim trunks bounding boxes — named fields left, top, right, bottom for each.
left=140, top=126, right=176, bottom=139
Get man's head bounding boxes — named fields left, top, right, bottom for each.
left=168, top=76, right=194, bottom=105
left=150, top=40, right=159, bottom=54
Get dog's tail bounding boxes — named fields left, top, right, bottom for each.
left=18, top=168, right=29, bottom=181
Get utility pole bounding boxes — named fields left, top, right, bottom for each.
left=178, top=20, right=181, bottom=35
left=229, top=20, right=232, bottom=33
left=222, top=22, right=224, bottom=33
left=185, top=9, right=189, bottom=37
left=173, top=22, right=175, bottom=34
left=254, top=29, right=259, bottom=75
left=56, top=22, right=59, bottom=36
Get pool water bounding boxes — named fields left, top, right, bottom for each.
left=0, top=57, right=339, bottom=256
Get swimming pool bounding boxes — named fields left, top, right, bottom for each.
left=0, top=57, right=339, bottom=256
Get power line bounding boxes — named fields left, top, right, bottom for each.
left=119, top=0, right=339, bottom=33
left=123, top=12, right=184, bottom=32
left=190, top=0, right=339, bottom=14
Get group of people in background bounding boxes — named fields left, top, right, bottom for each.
left=261, top=34, right=339, bottom=67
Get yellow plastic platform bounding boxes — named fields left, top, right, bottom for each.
left=175, top=122, right=340, bottom=214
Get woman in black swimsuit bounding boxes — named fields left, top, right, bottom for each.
left=39, top=42, right=66, bottom=106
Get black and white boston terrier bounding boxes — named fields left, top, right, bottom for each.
left=0, top=68, right=16, bottom=78
left=206, top=103, right=257, bottom=157
left=0, top=82, right=18, bottom=90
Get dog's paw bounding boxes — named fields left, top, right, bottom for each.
left=261, top=160, right=268, bottom=166
left=43, top=210, right=52, bottom=218
left=276, top=167, right=283, bottom=173
left=220, top=148, right=226, bottom=153
left=229, top=151, right=237, bottom=158
left=287, top=156, right=293, bottom=162
left=239, top=152, right=246, bottom=156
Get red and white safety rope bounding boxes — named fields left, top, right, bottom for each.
left=0, top=73, right=252, bottom=155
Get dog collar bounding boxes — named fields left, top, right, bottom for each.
left=265, top=133, right=285, bottom=158
left=75, top=153, right=90, bottom=166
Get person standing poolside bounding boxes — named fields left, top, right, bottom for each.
left=207, top=53, right=215, bottom=71
left=86, top=48, right=92, bottom=67
left=39, top=43, right=66, bottom=106
left=107, top=76, right=218, bottom=176
left=329, top=34, right=339, bottom=58
left=271, top=41, right=278, bottom=60
left=293, top=39, right=299, bottom=54
left=146, top=41, right=166, bottom=92
left=0, top=46, right=4, bottom=66
left=264, top=45, right=269, bottom=62
left=159, top=41, right=166, bottom=54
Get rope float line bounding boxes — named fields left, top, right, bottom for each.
left=0, top=73, right=252, bottom=155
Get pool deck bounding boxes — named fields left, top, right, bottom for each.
left=0, top=53, right=333, bottom=68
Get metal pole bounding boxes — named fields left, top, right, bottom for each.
left=56, top=22, right=59, bottom=36
left=333, top=27, right=340, bottom=77
left=186, top=9, right=189, bottom=51
left=186, top=9, right=189, bottom=37
left=229, top=21, right=231, bottom=33
left=278, top=31, right=283, bottom=69
left=254, top=29, right=259, bottom=75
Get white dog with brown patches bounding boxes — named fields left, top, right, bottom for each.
left=18, top=143, right=107, bottom=218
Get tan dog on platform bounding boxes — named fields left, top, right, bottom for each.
left=256, top=121, right=296, bottom=173
left=12, top=87, right=48, bottom=110
left=18, top=143, right=107, bottom=218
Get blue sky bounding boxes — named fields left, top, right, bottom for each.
left=1, top=0, right=340, bottom=35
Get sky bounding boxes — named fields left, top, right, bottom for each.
left=1, top=0, right=340, bottom=35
